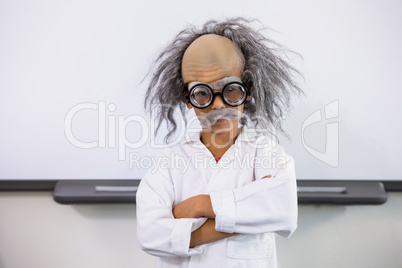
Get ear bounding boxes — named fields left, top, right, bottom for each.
left=186, top=102, right=193, bottom=109
left=246, top=95, right=251, bottom=101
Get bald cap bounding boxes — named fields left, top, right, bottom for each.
left=181, top=34, right=243, bottom=84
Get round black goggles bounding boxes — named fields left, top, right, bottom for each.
left=185, top=81, right=250, bottom=109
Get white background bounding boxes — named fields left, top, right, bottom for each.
left=0, top=0, right=401, bottom=180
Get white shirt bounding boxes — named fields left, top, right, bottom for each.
left=136, top=127, right=298, bottom=268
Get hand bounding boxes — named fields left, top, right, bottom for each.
left=173, top=195, right=216, bottom=219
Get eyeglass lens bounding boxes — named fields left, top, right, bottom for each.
left=224, top=84, right=245, bottom=105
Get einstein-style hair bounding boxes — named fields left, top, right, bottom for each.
left=144, top=17, right=303, bottom=142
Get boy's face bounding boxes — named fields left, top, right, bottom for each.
left=181, top=34, right=246, bottom=134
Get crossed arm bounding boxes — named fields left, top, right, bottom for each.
left=173, top=174, right=275, bottom=247
left=173, top=195, right=235, bottom=248
left=136, top=157, right=296, bottom=257
left=172, top=194, right=236, bottom=248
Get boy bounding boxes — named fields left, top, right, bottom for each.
left=136, top=18, right=301, bottom=268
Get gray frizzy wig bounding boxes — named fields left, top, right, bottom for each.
left=144, top=18, right=303, bottom=143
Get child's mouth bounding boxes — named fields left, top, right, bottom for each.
left=216, top=119, right=228, bottom=124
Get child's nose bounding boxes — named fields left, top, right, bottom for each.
left=210, top=94, right=226, bottom=110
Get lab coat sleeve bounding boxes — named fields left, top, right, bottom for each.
left=210, top=143, right=298, bottom=237
left=136, top=157, right=207, bottom=258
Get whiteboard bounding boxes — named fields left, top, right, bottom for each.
left=0, top=0, right=401, bottom=181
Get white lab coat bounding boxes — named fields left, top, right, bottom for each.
left=136, top=127, right=298, bottom=268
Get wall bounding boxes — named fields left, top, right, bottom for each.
left=1, top=0, right=402, bottom=182
left=1, top=192, right=401, bottom=268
